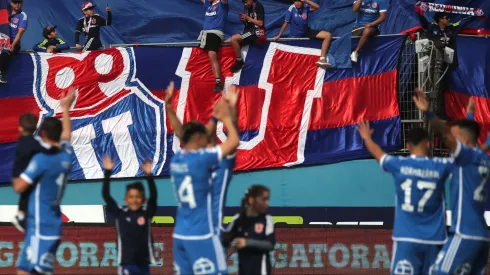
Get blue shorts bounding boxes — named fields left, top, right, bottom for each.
left=390, top=241, right=441, bottom=275
left=173, top=235, right=228, bottom=275
left=431, top=234, right=489, bottom=275
left=118, top=265, right=150, bottom=275
left=17, top=234, right=60, bottom=274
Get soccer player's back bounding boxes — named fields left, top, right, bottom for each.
left=432, top=125, right=490, bottom=275
left=358, top=125, right=453, bottom=274
left=382, top=155, right=453, bottom=274
left=13, top=89, right=76, bottom=275
left=169, top=92, right=239, bottom=275
left=413, top=89, right=490, bottom=274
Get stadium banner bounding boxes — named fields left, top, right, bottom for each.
left=445, top=36, right=490, bottom=143
left=0, top=36, right=404, bottom=182
left=0, top=225, right=393, bottom=275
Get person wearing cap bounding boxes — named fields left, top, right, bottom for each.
left=415, top=2, right=480, bottom=50
left=0, top=0, right=27, bottom=84
left=75, top=2, right=112, bottom=52
left=33, top=25, right=70, bottom=53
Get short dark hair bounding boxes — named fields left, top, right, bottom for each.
left=451, top=119, right=480, bottom=144
left=39, top=117, right=62, bottom=142
left=181, top=121, right=207, bottom=145
left=434, top=12, right=450, bottom=23
left=126, top=182, right=145, bottom=196
left=19, top=113, right=38, bottom=134
left=406, top=128, right=429, bottom=146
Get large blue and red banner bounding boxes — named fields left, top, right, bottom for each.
left=0, top=36, right=404, bottom=181
left=445, top=36, right=490, bottom=141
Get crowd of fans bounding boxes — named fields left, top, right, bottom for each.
left=0, top=0, right=111, bottom=84
left=0, top=0, right=389, bottom=89
left=0, top=0, right=477, bottom=92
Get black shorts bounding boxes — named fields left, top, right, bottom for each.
left=352, top=26, right=380, bottom=36
left=203, top=33, right=222, bottom=53
left=240, top=31, right=259, bottom=45
left=306, top=28, right=322, bottom=39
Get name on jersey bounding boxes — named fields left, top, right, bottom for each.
left=205, top=11, right=217, bottom=16
left=400, top=166, right=440, bottom=179
left=170, top=163, right=189, bottom=173
left=359, top=8, right=378, bottom=14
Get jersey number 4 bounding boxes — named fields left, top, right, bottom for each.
left=400, top=179, right=437, bottom=213
left=177, top=176, right=197, bottom=209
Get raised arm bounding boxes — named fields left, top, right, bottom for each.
left=304, top=0, right=320, bottom=11
left=141, top=160, right=157, bottom=217
left=60, top=87, right=76, bottom=142
left=353, top=0, right=362, bottom=12
left=356, top=121, right=386, bottom=162
left=105, top=5, right=112, bottom=26
left=413, top=88, right=458, bottom=153
left=101, top=157, right=120, bottom=216
left=213, top=97, right=239, bottom=157
left=164, top=81, right=184, bottom=139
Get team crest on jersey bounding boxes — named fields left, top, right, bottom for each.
left=371, top=2, right=378, bottom=8
left=476, top=8, right=484, bottom=16
left=92, top=18, right=97, bottom=24
left=12, top=18, right=18, bottom=24
left=301, top=13, right=307, bottom=20
left=213, top=5, right=217, bottom=11
left=254, top=223, right=264, bottom=233
left=137, top=216, right=146, bottom=225
left=31, top=47, right=167, bottom=180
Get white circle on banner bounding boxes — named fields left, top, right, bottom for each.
left=55, top=67, right=75, bottom=89
left=95, top=54, right=113, bottom=75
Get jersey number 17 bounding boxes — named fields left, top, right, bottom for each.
left=400, top=179, right=437, bottom=213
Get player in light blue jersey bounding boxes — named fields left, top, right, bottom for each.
left=13, top=88, right=76, bottom=275
left=414, top=88, right=490, bottom=275
left=358, top=123, right=453, bottom=275
left=165, top=81, right=240, bottom=275
left=165, top=83, right=239, bottom=237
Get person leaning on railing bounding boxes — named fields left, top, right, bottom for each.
left=33, top=25, right=70, bottom=53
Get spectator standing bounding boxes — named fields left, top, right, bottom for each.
left=0, top=0, right=27, bottom=84
left=198, top=0, right=229, bottom=93
left=351, top=0, right=387, bottom=62
left=75, top=2, right=112, bottom=52
left=230, top=0, right=266, bottom=73
left=33, top=26, right=70, bottom=53
left=274, top=0, right=320, bottom=39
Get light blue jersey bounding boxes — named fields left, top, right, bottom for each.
left=211, top=154, right=235, bottom=234
left=449, top=141, right=490, bottom=241
left=20, top=142, right=73, bottom=237
left=171, top=146, right=222, bottom=239
left=17, top=141, right=73, bottom=275
left=381, top=154, right=454, bottom=244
